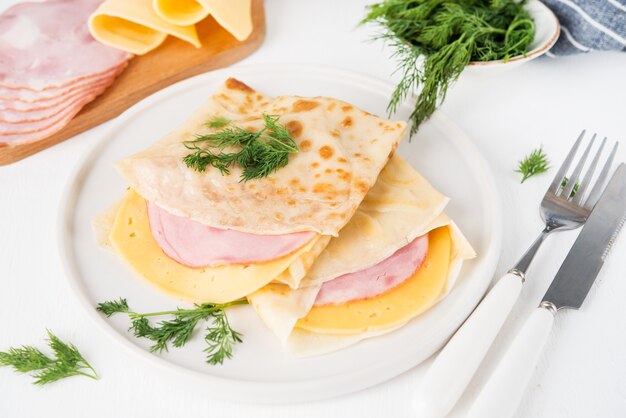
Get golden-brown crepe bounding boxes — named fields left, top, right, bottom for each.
left=97, top=78, right=407, bottom=303
left=247, top=158, right=475, bottom=356
left=273, top=155, right=450, bottom=288
left=116, top=78, right=407, bottom=237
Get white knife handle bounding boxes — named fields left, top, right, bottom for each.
left=467, top=305, right=556, bottom=418
left=412, top=272, right=524, bottom=418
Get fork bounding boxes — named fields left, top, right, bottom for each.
left=412, top=130, right=618, bottom=418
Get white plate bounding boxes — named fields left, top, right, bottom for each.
left=59, top=64, right=502, bottom=403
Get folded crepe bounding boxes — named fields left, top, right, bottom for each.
left=247, top=155, right=475, bottom=356
left=96, top=78, right=407, bottom=304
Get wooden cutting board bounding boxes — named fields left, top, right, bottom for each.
left=0, top=0, right=265, bottom=166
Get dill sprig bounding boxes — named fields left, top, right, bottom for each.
left=516, top=147, right=550, bottom=183
left=0, top=330, right=98, bottom=385
left=183, top=114, right=298, bottom=182
left=97, top=298, right=247, bottom=365
left=204, top=310, right=243, bottom=365
left=362, top=0, right=534, bottom=134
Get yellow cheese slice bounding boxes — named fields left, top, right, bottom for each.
left=89, top=0, right=200, bottom=55
left=295, top=226, right=451, bottom=334
left=153, top=0, right=209, bottom=26
left=198, top=0, right=253, bottom=41
left=152, top=0, right=252, bottom=40
left=109, top=189, right=321, bottom=303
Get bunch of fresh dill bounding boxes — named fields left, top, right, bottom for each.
left=362, top=0, right=534, bottom=134
left=97, top=298, right=246, bottom=365
left=183, top=114, right=298, bottom=182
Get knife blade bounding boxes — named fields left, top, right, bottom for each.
left=543, top=162, right=626, bottom=311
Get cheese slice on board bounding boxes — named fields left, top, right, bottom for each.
left=152, top=0, right=210, bottom=27
left=198, top=0, right=253, bottom=41
left=89, top=0, right=200, bottom=55
left=105, top=189, right=330, bottom=303
left=154, top=0, right=253, bottom=40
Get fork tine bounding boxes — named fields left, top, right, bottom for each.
left=573, top=137, right=606, bottom=204
left=584, top=141, right=619, bottom=209
left=548, top=130, right=585, bottom=194
left=563, top=134, right=595, bottom=199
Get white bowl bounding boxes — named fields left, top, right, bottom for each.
left=465, top=0, right=560, bottom=75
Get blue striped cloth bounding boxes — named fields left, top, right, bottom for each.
left=541, top=0, right=626, bottom=55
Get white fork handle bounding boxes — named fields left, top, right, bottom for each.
left=412, top=272, right=524, bottom=418
left=467, top=306, right=555, bottom=418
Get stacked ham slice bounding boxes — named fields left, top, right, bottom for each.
left=313, top=235, right=429, bottom=306
left=0, top=0, right=131, bottom=146
left=147, top=201, right=317, bottom=268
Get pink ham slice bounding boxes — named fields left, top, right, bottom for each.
left=0, top=0, right=131, bottom=91
left=0, top=91, right=104, bottom=145
left=147, top=201, right=317, bottom=268
left=0, top=63, right=125, bottom=105
left=0, top=79, right=114, bottom=123
left=0, top=83, right=109, bottom=134
left=314, top=235, right=429, bottom=306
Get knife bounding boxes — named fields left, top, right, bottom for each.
left=467, top=162, right=626, bottom=418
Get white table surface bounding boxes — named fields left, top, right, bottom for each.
left=1, top=1, right=626, bottom=417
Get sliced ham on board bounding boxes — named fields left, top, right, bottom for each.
left=314, top=234, right=429, bottom=306
left=0, top=83, right=110, bottom=122
left=0, top=0, right=131, bottom=90
left=0, top=95, right=95, bottom=146
left=147, top=201, right=317, bottom=268
left=0, top=63, right=126, bottom=105
left=1, top=78, right=116, bottom=123
left=0, top=83, right=110, bottom=134
left=0, top=0, right=131, bottom=146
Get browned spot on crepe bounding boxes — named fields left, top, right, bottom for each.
left=285, top=120, right=303, bottom=138
left=300, top=139, right=312, bottom=152
left=336, top=168, right=352, bottom=182
left=226, top=78, right=254, bottom=92
left=356, top=180, right=369, bottom=194
left=318, top=145, right=334, bottom=159
left=313, top=183, right=335, bottom=194
left=292, top=100, right=320, bottom=112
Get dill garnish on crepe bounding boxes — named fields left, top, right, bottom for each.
left=183, top=114, right=299, bottom=182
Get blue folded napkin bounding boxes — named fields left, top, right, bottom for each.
left=542, top=0, right=626, bottom=55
